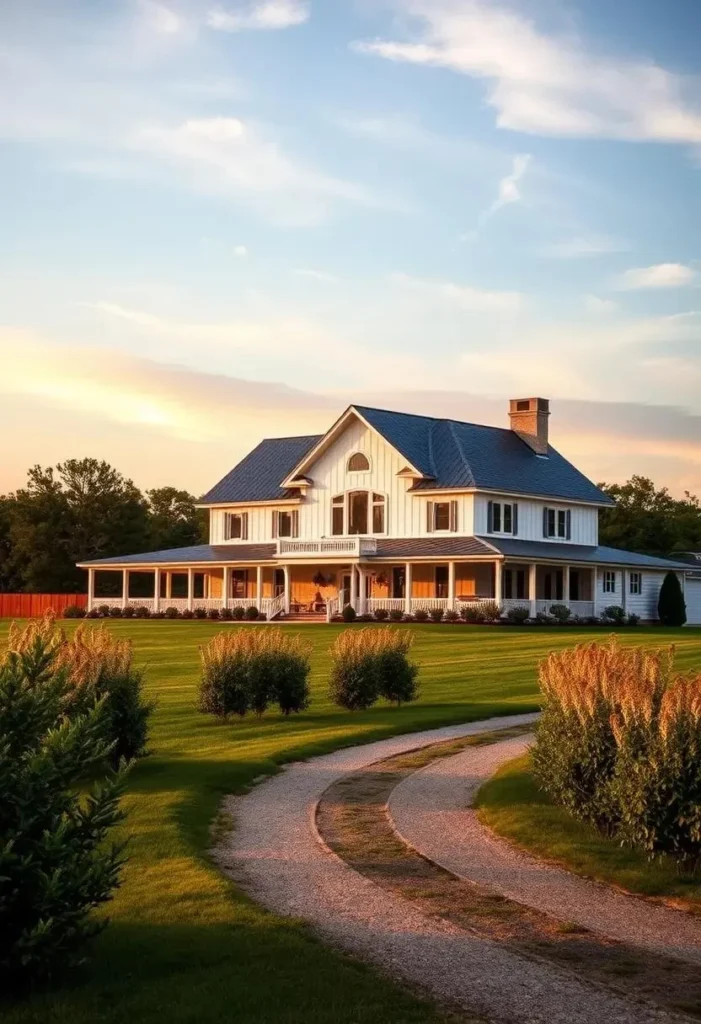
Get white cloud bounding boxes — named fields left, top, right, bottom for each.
left=292, top=268, right=338, bottom=283
left=614, top=263, right=696, bottom=290
left=233, top=244, right=248, bottom=257
left=391, top=272, right=523, bottom=312
left=206, top=1, right=309, bottom=32
left=584, top=294, right=618, bottom=315
left=353, top=1, right=701, bottom=147
left=138, top=1, right=184, bottom=36
left=543, top=235, right=628, bottom=259
left=462, top=152, right=531, bottom=239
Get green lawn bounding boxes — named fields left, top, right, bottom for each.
left=476, top=753, right=701, bottom=909
left=3, top=621, right=701, bottom=1023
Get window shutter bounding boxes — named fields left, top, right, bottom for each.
left=426, top=501, right=434, bottom=533
left=450, top=500, right=458, bottom=532
left=543, top=507, right=549, bottom=538
left=224, top=514, right=230, bottom=541
left=512, top=503, right=519, bottom=536
left=272, top=510, right=279, bottom=538
left=565, top=509, right=572, bottom=541
left=487, top=500, right=494, bottom=533
left=292, top=510, right=299, bottom=538
left=242, top=513, right=249, bottom=541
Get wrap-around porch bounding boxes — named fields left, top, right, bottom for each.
left=87, top=559, right=598, bottom=619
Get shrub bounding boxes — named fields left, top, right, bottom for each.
left=194, top=607, right=207, bottom=620
left=444, top=608, right=460, bottom=623
left=357, top=613, right=374, bottom=622
left=198, top=628, right=311, bottom=719
left=328, top=629, right=380, bottom=710
left=506, top=605, right=530, bottom=624
left=460, top=605, right=485, bottom=624
left=342, top=605, right=357, bottom=623
left=658, top=572, right=687, bottom=627
left=585, top=615, right=601, bottom=626
left=151, top=611, right=166, bottom=619
left=374, top=630, right=419, bottom=706
left=603, top=605, right=626, bottom=625
left=626, top=612, right=640, bottom=627
left=63, top=604, right=86, bottom=619
left=413, top=608, right=429, bottom=622
left=402, top=614, right=415, bottom=623
left=534, top=610, right=554, bottom=625
left=220, top=607, right=232, bottom=621
left=0, top=627, right=128, bottom=986
left=207, top=608, right=221, bottom=621
left=108, top=606, right=122, bottom=618
left=429, top=607, right=444, bottom=623
left=97, top=604, right=111, bottom=617
left=549, top=603, right=571, bottom=624
left=232, top=606, right=245, bottom=621
left=374, top=608, right=389, bottom=621
left=389, top=608, right=404, bottom=622
left=533, top=637, right=701, bottom=871
left=134, top=605, right=150, bottom=619
left=480, top=600, right=502, bottom=623
left=121, top=605, right=135, bottom=619
left=245, top=605, right=259, bottom=621
left=86, top=608, right=100, bottom=619
left=164, top=606, right=180, bottom=619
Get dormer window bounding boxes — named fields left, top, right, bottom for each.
left=347, top=452, right=370, bottom=472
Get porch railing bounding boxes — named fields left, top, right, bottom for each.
left=366, top=597, right=405, bottom=613
left=262, top=594, right=286, bottom=620
left=277, top=537, right=377, bottom=558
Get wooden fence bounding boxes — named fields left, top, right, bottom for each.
left=0, top=594, right=88, bottom=618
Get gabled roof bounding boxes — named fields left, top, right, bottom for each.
left=200, top=435, right=322, bottom=505
left=485, top=537, right=692, bottom=570
left=354, top=406, right=614, bottom=505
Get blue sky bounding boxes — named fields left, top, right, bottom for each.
left=1, top=0, right=700, bottom=496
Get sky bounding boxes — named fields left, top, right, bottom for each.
left=1, top=0, right=700, bottom=498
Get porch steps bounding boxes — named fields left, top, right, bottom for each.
left=281, top=613, right=327, bottom=623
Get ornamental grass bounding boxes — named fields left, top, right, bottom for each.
left=329, top=628, right=419, bottom=710
left=198, top=627, right=312, bottom=719
left=533, top=636, right=701, bottom=872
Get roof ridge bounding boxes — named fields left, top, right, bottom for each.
left=448, top=420, right=476, bottom=487
left=353, top=402, right=514, bottom=436
left=259, top=432, right=323, bottom=443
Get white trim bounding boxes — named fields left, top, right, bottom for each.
left=195, top=498, right=301, bottom=510
left=409, top=485, right=612, bottom=508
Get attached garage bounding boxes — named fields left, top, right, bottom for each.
left=685, top=575, right=701, bottom=626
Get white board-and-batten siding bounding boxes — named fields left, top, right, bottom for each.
left=473, top=494, right=598, bottom=545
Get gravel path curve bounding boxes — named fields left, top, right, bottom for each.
left=218, top=714, right=686, bottom=1024
left=389, top=733, right=701, bottom=965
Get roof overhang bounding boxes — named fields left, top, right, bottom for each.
left=280, top=405, right=427, bottom=488
left=408, top=485, right=614, bottom=507
left=195, top=498, right=302, bottom=510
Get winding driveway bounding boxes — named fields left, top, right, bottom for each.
left=219, top=715, right=692, bottom=1024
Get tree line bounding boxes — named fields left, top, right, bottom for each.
left=0, top=458, right=206, bottom=593
left=0, top=460, right=699, bottom=594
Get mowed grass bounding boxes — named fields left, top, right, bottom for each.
left=477, top=752, right=701, bottom=909
left=3, top=621, right=701, bottom=1023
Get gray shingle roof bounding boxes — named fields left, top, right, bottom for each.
left=200, top=435, right=322, bottom=504
left=485, top=537, right=691, bottom=570
left=374, top=537, right=495, bottom=558
left=355, top=405, right=613, bottom=505
left=79, top=544, right=277, bottom=566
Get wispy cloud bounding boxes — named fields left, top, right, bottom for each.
left=584, top=294, right=618, bottom=315
left=233, top=244, right=248, bottom=257
left=206, top=1, right=309, bottom=32
left=613, top=263, right=697, bottom=290
left=462, top=153, right=531, bottom=239
left=543, top=235, right=628, bottom=259
left=391, top=272, right=523, bottom=312
left=352, top=1, right=701, bottom=148
left=292, top=268, right=338, bottom=283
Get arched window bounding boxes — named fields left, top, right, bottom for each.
left=347, top=452, right=370, bottom=472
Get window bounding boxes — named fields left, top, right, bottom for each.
left=543, top=507, right=570, bottom=539
left=231, top=570, right=248, bottom=598
left=273, top=509, right=298, bottom=538
left=348, top=491, right=368, bottom=534
left=273, top=569, right=285, bottom=596
left=224, top=512, right=248, bottom=541
left=604, top=571, right=617, bottom=594
left=488, top=501, right=517, bottom=535
left=372, top=493, right=386, bottom=533
left=434, top=502, right=451, bottom=531
left=347, top=452, right=370, bottom=472
left=427, top=500, right=457, bottom=533
left=435, top=566, right=449, bottom=598
left=503, top=569, right=526, bottom=600
left=629, top=572, right=642, bottom=595
left=392, top=566, right=406, bottom=599
left=332, top=495, right=344, bottom=536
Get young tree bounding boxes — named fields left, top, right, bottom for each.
left=658, top=572, right=687, bottom=627
left=146, top=487, right=207, bottom=550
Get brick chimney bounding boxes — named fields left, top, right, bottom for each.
left=509, top=397, right=550, bottom=455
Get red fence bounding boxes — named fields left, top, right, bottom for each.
left=0, top=594, right=88, bottom=618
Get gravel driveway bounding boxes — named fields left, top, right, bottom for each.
left=218, top=713, right=689, bottom=1024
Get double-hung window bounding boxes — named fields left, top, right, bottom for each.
left=629, top=572, right=642, bottom=595
left=224, top=512, right=248, bottom=541
left=488, top=500, right=517, bottom=535
left=543, top=507, right=571, bottom=540
left=272, top=509, right=298, bottom=538
left=604, top=571, right=617, bottom=594
left=428, top=500, right=458, bottom=533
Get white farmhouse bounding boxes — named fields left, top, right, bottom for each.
left=79, top=398, right=696, bottom=622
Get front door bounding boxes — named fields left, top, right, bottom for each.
left=273, top=568, right=285, bottom=597
left=392, top=567, right=405, bottom=599
left=341, top=573, right=352, bottom=604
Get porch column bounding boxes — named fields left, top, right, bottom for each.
left=122, top=569, right=129, bottom=610
left=154, top=568, right=161, bottom=614
left=528, top=563, right=537, bottom=617
left=222, top=566, right=230, bottom=611
left=494, top=561, right=503, bottom=606
left=187, top=567, right=194, bottom=612
left=448, top=562, right=456, bottom=610
left=592, top=566, right=599, bottom=617
left=87, top=568, right=95, bottom=612
left=165, top=571, right=172, bottom=600
left=283, top=565, right=291, bottom=614
left=404, top=562, right=412, bottom=617
left=563, top=565, right=570, bottom=607
left=256, top=565, right=263, bottom=610
left=350, top=566, right=358, bottom=611
left=621, top=570, right=627, bottom=612
left=357, top=567, right=365, bottom=615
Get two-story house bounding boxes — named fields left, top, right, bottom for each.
left=79, top=398, right=696, bottom=622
